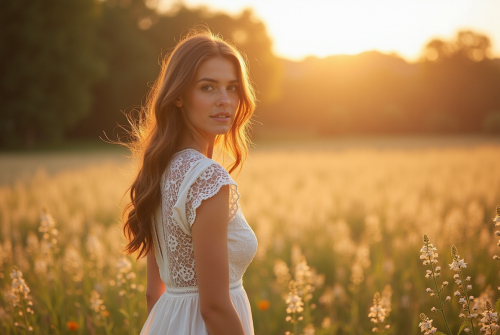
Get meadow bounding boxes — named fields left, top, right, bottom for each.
left=1, top=137, right=500, bottom=335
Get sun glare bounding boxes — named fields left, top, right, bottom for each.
left=250, top=1, right=476, bottom=60
left=264, top=1, right=474, bottom=61
left=166, top=0, right=500, bottom=62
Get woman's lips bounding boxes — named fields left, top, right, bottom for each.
left=210, top=113, right=231, bottom=122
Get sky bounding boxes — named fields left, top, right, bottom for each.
left=160, top=0, right=500, bottom=63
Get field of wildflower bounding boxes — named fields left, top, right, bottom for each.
left=1, top=138, right=500, bottom=334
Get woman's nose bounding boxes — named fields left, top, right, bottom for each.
left=217, top=89, right=231, bottom=106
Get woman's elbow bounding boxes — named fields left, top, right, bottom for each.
left=200, top=302, right=228, bottom=321
left=146, top=292, right=160, bottom=305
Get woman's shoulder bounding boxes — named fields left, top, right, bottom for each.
left=173, top=149, right=233, bottom=174
left=168, top=148, right=205, bottom=173
left=166, top=149, right=234, bottom=184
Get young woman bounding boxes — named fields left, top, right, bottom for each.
left=121, top=27, right=258, bottom=335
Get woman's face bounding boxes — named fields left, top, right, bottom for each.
left=176, top=56, right=240, bottom=139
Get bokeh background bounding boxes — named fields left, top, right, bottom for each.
left=1, top=0, right=500, bottom=334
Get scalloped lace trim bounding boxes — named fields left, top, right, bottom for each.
left=186, top=163, right=239, bottom=227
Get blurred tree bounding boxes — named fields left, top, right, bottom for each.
left=0, top=0, right=106, bottom=147
left=421, top=39, right=455, bottom=63
left=482, top=110, right=500, bottom=134
left=422, top=30, right=492, bottom=63
left=65, top=3, right=159, bottom=140
left=456, top=30, right=492, bottom=62
left=257, top=29, right=500, bottom=136
left=418, top=30, right=500, bottom=133
left=259, top=51, right=418, bottom=135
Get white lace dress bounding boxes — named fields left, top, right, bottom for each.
left=139, top=148, right=258, bottom=335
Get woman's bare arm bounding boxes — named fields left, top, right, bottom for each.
left=192, top=184, right=246, bottom=335
left=145, top=247, right=166, bottom=314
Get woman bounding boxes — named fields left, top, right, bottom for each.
left=121, top=26, right=258, bottom=335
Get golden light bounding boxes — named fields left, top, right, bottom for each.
left=261, top=1, right=474, bottom=61
left=166, top=0, right=500, bottom=62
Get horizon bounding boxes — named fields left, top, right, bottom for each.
left=270, top=49, right=500, bottom=64
left=160, top=0, right=500, bottom=63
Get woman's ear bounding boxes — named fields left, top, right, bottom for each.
left=175, top=97, right=182, bottom=107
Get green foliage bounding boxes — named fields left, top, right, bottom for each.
left=0, top=0, right=281, bottom=146
left=495, top=297, right=500, bottom=314
left=457, top=320, right=467, bottom=335
left=68, top=4, right=159, bottom=139
left=0, top=0, right=106, bottom=147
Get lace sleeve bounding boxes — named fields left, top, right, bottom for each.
left=185, top=163, right=238, bottom=227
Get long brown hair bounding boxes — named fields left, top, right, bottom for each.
left=120, top=25, right=257, bottom=260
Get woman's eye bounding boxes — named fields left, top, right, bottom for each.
left=202, top=85, right=213, bottom=91
left=229, top=85, right=239, bottom=91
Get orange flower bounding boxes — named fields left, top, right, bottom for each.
left=103, top=310, right=110, bottom=317
left=67, top=321, right=79, bottom=331
left=258, top=300, right=270, bottom=311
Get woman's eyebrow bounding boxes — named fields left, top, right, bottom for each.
left=196, top=77, right=239, bottom=83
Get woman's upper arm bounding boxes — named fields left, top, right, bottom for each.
left=191, top=184, right=231, bottom=313
left=146, top=246, right=165, bottom=298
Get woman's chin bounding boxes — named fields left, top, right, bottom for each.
left=209, top=125, right=232, bottom=135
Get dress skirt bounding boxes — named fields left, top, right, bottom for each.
left=140, top=279, right=254, bottom=335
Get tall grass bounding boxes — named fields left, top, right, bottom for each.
left=0, top=145, right=499, bottom=334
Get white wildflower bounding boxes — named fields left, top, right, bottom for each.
left=449, top=259, right=467, bottom=271
left=418, top=313, right=437, bottom=335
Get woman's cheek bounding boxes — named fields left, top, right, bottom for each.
left=193, top=92, right=212, bottom=111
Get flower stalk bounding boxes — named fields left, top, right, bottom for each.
left=284, top=280, right=304, bottom=335
left=478, top=301, right=499, bottom=334
left=450, top=245, right=477, bottom=335
left=368, top=291, right=390, bottom=332
left=10, top=268, right=35, bottom=332
left=420, top=234, right=453, bottom=335
left=493, top=206, right=500, bottom=261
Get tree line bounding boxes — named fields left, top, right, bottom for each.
left=262, top=30, right=500, bottom=136
left=0, top=0, right=281, bottom=147
left=1, top=0, right=499, bottom=148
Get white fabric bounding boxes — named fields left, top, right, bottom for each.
left=140, top=148, right=258, bottom=335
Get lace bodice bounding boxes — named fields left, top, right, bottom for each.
left=152, top=148, right=258, bottom=289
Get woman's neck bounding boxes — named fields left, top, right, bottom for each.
left=177, top=135, right=214, bottom=159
